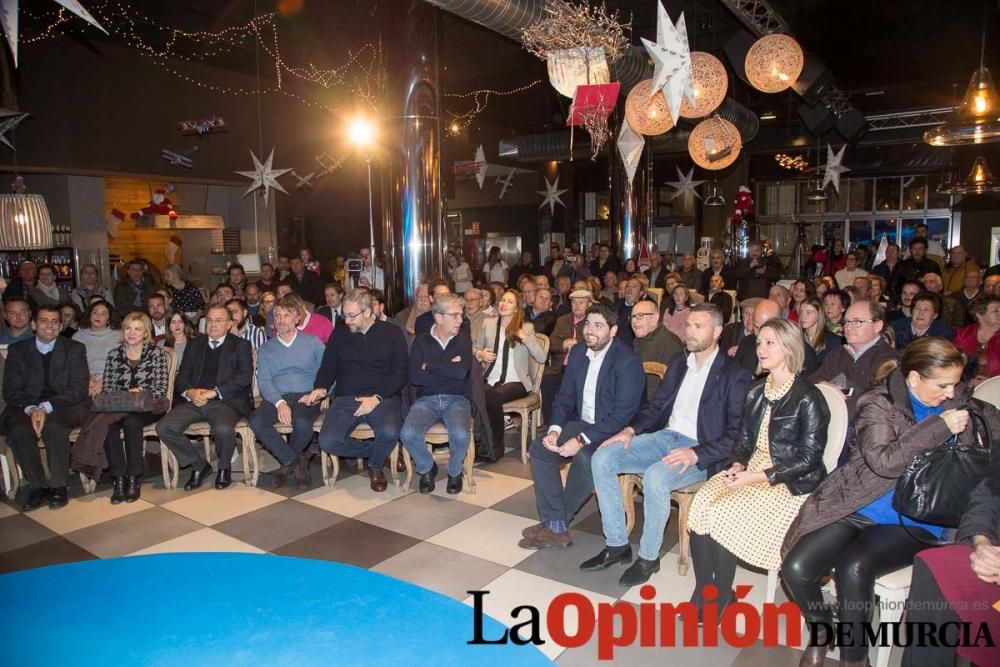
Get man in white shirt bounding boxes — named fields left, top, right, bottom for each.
left=519, top=304, right=645, bottom=550
left=585, top=304, right=751, bottom=585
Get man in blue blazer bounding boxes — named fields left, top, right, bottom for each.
left=584, top=303, right=752, bottom=585
left=519, top=303, right=645, bottom=549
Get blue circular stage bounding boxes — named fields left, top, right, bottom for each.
left=0, top=553, right=552, bottom=666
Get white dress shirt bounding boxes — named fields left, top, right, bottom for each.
left=666, top=347, right=719, bottom=441
left=550, top=343, right=610, bottom=440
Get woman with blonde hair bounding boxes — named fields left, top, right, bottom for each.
left=686, top=317, right=829, bottom=616
left=98, top=312, right=168, bottom=503
left=474, top=290, right=548, bottom=457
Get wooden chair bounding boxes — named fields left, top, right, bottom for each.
left=502, top=333, right=550, bottom=464
left=318, top=422, right=404, bottom=488
left=0, top=345, right=18, bottom=499
left=646, top=287, right=663, bottom=310
left=723, top=290, right=738, bottom=323
left=399, top=420, right=476, bottom=493
left=688, top=289, right=705, bottom=305
left=973, top=375, right=1000, bottom=407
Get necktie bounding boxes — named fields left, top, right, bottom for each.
left=210, top=340, right=219, bottom=350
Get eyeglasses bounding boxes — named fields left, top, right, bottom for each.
left=631, top=312, right=657, bottom=320
left=441, top=312, right=464, bottom=319
left=844, top=319, right=875, bottom=327
left=343, top=309, right=368, bottom=321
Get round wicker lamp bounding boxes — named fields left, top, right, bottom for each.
left=744, top=34, right=804, bottom=94
left=625, top=79, right=674, bottom=136
left=679, top=52, right=728, bottom=119
left=688, top=116, right=741, bottom=170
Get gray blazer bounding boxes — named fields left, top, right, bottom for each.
left=473, top=317, right=547, bottom=392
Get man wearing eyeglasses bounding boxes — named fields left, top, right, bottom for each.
left=630, top=299, right=684, bottom=400
left=810, top=300, right=898, bottom=419
left=303, top=289, right=409, bottom=492
left=401, top=294, right=475, bottom=494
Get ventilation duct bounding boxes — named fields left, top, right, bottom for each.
left=500, top=130, right=692, bottom=162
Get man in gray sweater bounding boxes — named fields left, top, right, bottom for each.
left=249, top=295, right=326, bottom=489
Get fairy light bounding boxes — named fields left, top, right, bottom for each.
left=445, top=79, right=545, bottom=130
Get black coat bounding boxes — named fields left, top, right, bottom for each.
left=631, top=350, right=752, bottom=473
left=730, top=375, right=829, bottom=495
left=699, top=266, right=737, bottom=296
left=956, top=478, right=1000, bottom=546
left=287, top=271, right=324, bottom=306
left=174, top=334, right=254, bottom=417
left=1, top=337, right=90, bottom=426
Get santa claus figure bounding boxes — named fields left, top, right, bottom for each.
left=132, top=189, right=176, bottom=219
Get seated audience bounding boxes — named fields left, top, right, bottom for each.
left=73, top=300, right=118, bottom=396
left=769, top=284, right=792, bottom=319
left=70, top=263, right=114, bottom=311
left=305, top=289, right=408, bottom=492
left=822, top=289, right=849, bottom=336
left=951, top=266, right=982, bottom=324
left=540, top=288, right=592, bottom=423
left=529, top=287, right=556, bottom=337
left=401, top=294, right=474, bottom=494
left=789, top=279, right=815, bottom=322
left=287, top=256, right=324, bottom=305
left=688, top=318, right=828, bottom=616
left=244, top=283, right=262, bottom=321
left=587, top=304, right=751, bottom=585
left=256, top=291, right=276, bottom=330
left=226, top=298, right=266, bottom=350
left=474, top=290, right=547, bottom=460
left=699, top=249, right=736, bottom=297
left=147, top=293, right=168, bottom=342
left=630, top=298, right=684, bottom=399
left=707, top=274, right=733, bottom=322
left=721, top=298, right=758, bottom=357
left=3, top=260, right=37, bottom=302
left=255, top=263, right=279, bottom=293
left=250, top=295, right=326, bottom=490
left=834, top=251, right=868, bottom=289
left=218, top=263, right=248, bottom=299
left=734, top=299, right=819, bottom=375
left=29, top=263, right=70, bottom=308
left=953, top=294, right=1000, bottom=384
left=1, top=305, right=90, bottom=510
left=798, top=295, right=842, bottom=364
left=891, top=291, right=954, bottom=349
left=520, top=304, right=644, bottom=549
left=290, top=294, right=333, bottom=345
left=113, top=259, right=158, bottom=322
left=316, top=282, right=345, bottom=326
left=678, top=252, right=702, bottom=290
left=155, top=305, right=253, bottom=491
left=59, top=303, right=80, bottom=339
left=920, top=271, right=966, bottom=330
left=941, top=244, right=978, bottom=294
left=887, top=279, right=923, bottom=323
left=370, top=289, right=409, bottom=347
left=661, top=284, right=693, bottom=340
left=162, top=310, right=196, bottom=363
left=783, top=338, right=999, bottom=667
left=895, top=238, right=941, bottom=295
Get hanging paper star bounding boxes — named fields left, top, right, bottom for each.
left=474, top=145, right=488, bottom=190
left=666, top=166, right=706, bottom=200
left=821, top=144, right=851, bottom=194
left=234, top=148, right=292, bottom=203
left=1, top=0, right=106, bottom=67
left=640, top=3, right=695, bottom=124
left=537, top=176, right=567, bottom=216
left=617, top=118, right=645, bottom=185
left=496, top=168, right=515, bottom=200
left=0, top=108, right=28, bottom=150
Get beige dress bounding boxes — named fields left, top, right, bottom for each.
left=687, top=374, right=809, bottom=570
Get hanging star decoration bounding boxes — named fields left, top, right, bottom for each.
left=617, top=118, right=645, bottom=185
left=537, top=175, right=567, bottom=215
left=821, top=144, right=851, bottom=194
left=0, top=108, right=28, bottom=150
left=640, top=3, right=695, bottom=124
left=234, top=148, right=292, bottom=202
left=666, top=166, right=706, bottom=200
left=496, top=168, right=516, bottom=200
left=0, top=0, right=106, bottom=67
left=474, top=145, right=488, bottom=190
left=290, top=169, right=317, bottom=190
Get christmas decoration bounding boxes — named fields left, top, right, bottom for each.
left=732, top=186, right=754, bottom=222
left=821, top=144, right=850, bottom=194
left=161, top=147, right=198, bottom=168
left=235, top=148, right=292, bottom=201
left=10, top=174, right=25, bottom=193
left=688, top=115, right=741, bottom=170
left=744, top=34, right=804, bottom=94
left=567, top=82, right=620, bottom=160
left=290, top=170, right=317, bottom=189
left=617, top=118, right=645, bottom=185
left=165, top=235, right=182, bottom=264
left=496, top=168, right=516, bottom=200
left=474, top=145, right=488, bottom=190
left=131, top=190, right=176, bottom=220
left=522, top=0, right=629, bottom=64
left=641, top=3, right=695, bottom=125
left=546, top=47, right=610, bottom=98
left=1, top=0, right=105, bottom=66
left=106, top=207, right=125, bottom=238
left=177, top=115, right=227, bottom=135
left=625, top=79, right=674, bottom=136
left=537, top=176, right=567, bottom=216
left=0, top=109, right=28, bottom=150
left=678, top=52, right=728, bottom=119
left=666, top=166, right=706, bottom=200
left=730, top=185, right=755, bottom=260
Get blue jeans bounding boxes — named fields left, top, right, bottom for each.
left=400, top=394, right=471, bottom=477
left=591, top=429, right=706, bottom=561
left=317, top=395, right=402, bottom=471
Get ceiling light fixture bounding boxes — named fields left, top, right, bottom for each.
left=949, top=156, right=1000, bottom=194
left=744, top=34, right=804, bottom=94
left=924, top=4, right=1000, bottom=145
left=759, top=111, right=777, bottom=120
left=688, top=115, right=741, bottom=170
left=0, top=191, right=53, bottom=249
left=678, top=52, right=728, bottom=119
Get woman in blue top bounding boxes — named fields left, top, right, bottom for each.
left=781, top=337, right=1000, bottom=667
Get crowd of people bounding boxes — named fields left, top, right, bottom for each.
left=1, top=235, right=999, bottom=666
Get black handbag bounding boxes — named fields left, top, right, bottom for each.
left=892, top=403, right=993, bottom=540
left=92, top=390, right=168, bottom=414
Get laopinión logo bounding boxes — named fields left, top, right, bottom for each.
left=468, top=584, right=997, bottom=660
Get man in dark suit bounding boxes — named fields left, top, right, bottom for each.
left=287, top=257, right=324, bottom=306
left=732, top=242, right=782, bottom=300
left=519, top=303, right=645, bottom=549
left=643, top=251, right=668, bottom=290
left=699, top=248, right=736, bottom=297
left=584, top=303, right=752, bottom=585
left=706, top=273, right=734, bottom=322
left=1, top=305, right=90, bottom=510
left=156, top=305, right=253, bottom=490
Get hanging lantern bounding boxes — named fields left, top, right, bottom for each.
left=0, top=193, right=53, bottom=249
left=704, top=180, right=725, bottom=206
left=950, top=156, right=1000, bottom=194
left=925, top=67, right=1000, bottom=146
left=688, top=116, right=741, bottom=170
left=744, top=34, right=804, bottom=94
left=679, top=52, right=728, bottom=119
left=546, top=47, right=611, bottom=98
left=625, top=79, right=674, bottom=136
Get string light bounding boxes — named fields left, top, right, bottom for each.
left=444, top=79, right=545, bottom=130
left=775, top=153, right=808, bottom=171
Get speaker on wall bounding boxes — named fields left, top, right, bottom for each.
left=798, top=102, right=836, bottom=136
left=836, top=109, right=869, bottom=144
left=790, top=54, right=832, bottom=103
left=723, top=30, right=757, bottom=85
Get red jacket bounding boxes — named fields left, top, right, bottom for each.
left=953, top=324, right=1000, bottom=378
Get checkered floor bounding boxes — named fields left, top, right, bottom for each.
left=0, top=432, right=853, bottom=666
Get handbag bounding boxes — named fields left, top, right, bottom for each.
left=892, top=403, right=993, bottom=542
left=92, top=390, right=168, bottom=414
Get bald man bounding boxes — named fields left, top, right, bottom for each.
left=732, top=299, right=819, bottom=375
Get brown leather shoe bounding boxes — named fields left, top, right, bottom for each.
left=521, top=522, right=545, bottom=538
left=518, top=526, right=572, bottom=549
left=395, top=454, right=407, bottom=473
left=368, top=467, right=388, bottom=492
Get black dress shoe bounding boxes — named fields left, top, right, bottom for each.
left=215, top=468, right=232, bottom=490
left=48, top=487, right=69, bottom=509
left=184, top=462, right=213, bottom=491
left=446, top=474, right=463, bottom=494
left=126, top=475, right=142, bottom=503
left=580, top=546, right=633, bottom=572
left=110, top=477, right=127, bottom=504
left=22, top=487, right=51, bottom=511
left=618, top=556, right=660, bottom=586
left=418, top=461, right=438, bottom=493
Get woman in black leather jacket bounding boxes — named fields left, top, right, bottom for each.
left=686, top=318, right=829, bottom=614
